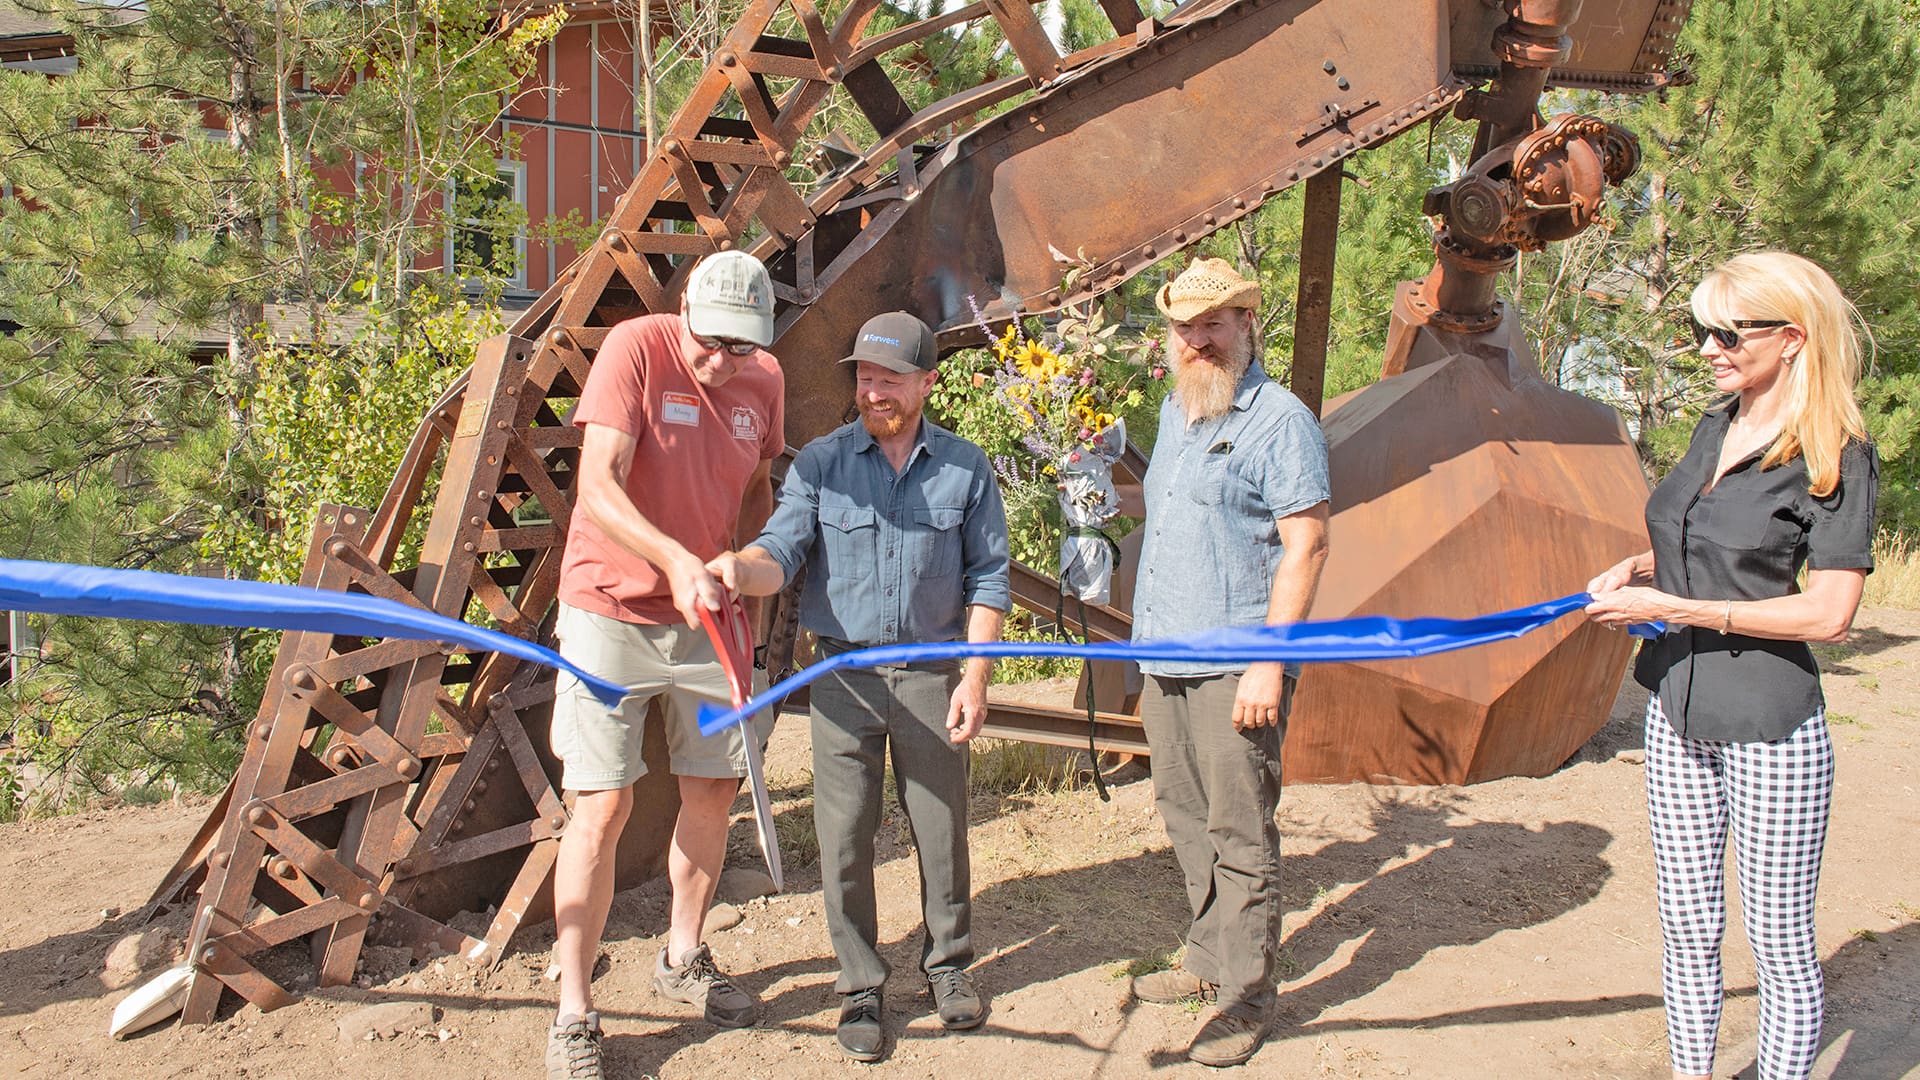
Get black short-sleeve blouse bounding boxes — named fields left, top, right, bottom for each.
left=1634, top=397, right=1878, bottom=742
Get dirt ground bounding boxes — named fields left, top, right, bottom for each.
left=2, top=613, right=1917, bottom=1079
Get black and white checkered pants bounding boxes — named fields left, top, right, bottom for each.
left=1645, top=696, right=1833, bottom=1079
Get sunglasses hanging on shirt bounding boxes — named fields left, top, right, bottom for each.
left=1690, top=317, right=1789, bottom=350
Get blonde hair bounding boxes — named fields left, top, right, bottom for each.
left=1690, top=251, right=1869, bottom=497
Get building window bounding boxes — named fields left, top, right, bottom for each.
left=447, top=161, right=528, bottom=290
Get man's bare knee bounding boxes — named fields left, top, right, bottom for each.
left=675, top=774, right=741, bottom=819
left=569, top=787, right=634, bottom=845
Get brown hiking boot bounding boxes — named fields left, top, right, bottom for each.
left=1130, top=964, right=1218, bottom=1006
left=1188, top=1010, right=1271, bottom=1068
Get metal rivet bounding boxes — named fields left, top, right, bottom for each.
left=202, top=946, right=220, bottom=965
left=246, top=804, right=269, bottom=826
left=398, top=859, right=416, bottom=875
left=358, top=891, right=382, bottom=911
left=1337, top=77, right=1350, bottom=90
left=209, top=852, right=229, bottom=869
left=462, top=542, right=475, bottom=552
left=1323, top=60, right=1337, bottom=73
left=550, top=814, right=567, bottom=830
left=252, top=721, right=274, bottom=741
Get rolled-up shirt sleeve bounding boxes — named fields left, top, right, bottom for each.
left=1256, top=408, right=1331, bottom=520
left=961, top=456, right=1011, bottom=612
left=751, top=448, right=822, bottom=588
left=1807, top=439, right=1878, bottom=571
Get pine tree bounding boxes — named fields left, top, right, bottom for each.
left=0, top=0, right=558, bottom=812
left=1514, top=0, right=1920, bottom=501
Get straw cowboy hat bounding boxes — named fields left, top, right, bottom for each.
left=1154, top=257, right=1262, bottom=321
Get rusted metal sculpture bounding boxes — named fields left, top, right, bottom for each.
left=153, top=0, right=1690, bottom=1021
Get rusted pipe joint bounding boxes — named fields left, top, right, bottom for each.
left=1493, top=23, right=1570, bottom=68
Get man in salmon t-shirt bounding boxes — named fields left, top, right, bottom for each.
left=544, top=251, right=785, bottom=1080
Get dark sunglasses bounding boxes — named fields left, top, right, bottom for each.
left=1690, top=317, right=1789, bottom=350
left=693, top=333, right=760, bottom=356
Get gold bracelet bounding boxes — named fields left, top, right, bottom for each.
left=1722, top=599, right=1733, bottom=634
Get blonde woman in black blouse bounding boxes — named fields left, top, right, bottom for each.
left=1585, top=251, right=1877, bottom=1080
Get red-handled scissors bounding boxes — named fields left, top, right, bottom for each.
left=696, top=598, right=783, bottom=892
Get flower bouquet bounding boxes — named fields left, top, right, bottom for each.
left=975, top=303, right=1146, bottom=605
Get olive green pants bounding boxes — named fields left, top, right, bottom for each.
left=1139, top=670, right=1291, bottom=1020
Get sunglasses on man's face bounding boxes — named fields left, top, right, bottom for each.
left=1690, top=318, right=1789, bottom=350
left=693, top=333, right=761, bottom=356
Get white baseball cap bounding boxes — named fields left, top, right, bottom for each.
left=685, top=250, right=775, bottom=346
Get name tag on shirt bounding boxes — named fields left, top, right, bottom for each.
left=662, top=391, right=701, bottom=427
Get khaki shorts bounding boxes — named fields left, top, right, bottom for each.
left=551, top=602, right=775, bottom=791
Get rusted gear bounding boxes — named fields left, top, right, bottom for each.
left=1428, top=112, right=1639, bottom=253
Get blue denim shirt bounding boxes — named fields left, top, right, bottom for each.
left=752, top=418, right=1011, bottom=646
left=1134, top=363, right=1330, bottom=677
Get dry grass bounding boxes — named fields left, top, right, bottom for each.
left=1863, top=530, right=1920, bottom=609
left=968, top=738, right=1091, bottom=796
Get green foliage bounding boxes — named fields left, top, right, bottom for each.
left=1511, top=0, right=1920, bottom=510
left=0, top=0, right=551, bottom=811
left=202, top=287, right=498, bottom=588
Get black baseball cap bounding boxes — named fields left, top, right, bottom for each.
left=840, top=311, right=938, bottom=373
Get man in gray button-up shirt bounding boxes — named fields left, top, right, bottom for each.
left=1116, top=259, right=1330, bottom=1069
left=710, top=311, right=1009, bottom=1062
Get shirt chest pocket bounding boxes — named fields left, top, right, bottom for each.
left=1184, top=453, right=1231, bottom=507
left=1694, top=499, right=1792, bottom=551
left=820, top=504, right=878, bottom=576
left=912, top=505, right=966, bottom=577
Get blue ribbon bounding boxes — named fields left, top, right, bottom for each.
left=1, top=559, right=1661, bottom=726
left=699, top=593, right=1661, bottom=736
left=0, top=558, right=629, bottom=706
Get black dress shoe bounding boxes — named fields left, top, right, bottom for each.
left=927, top=967, right=986, bottom=1030
left=837, top=987, right=884, bottom=1061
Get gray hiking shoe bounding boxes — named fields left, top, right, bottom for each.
left=1130, top=964, right=1218, bottom=1006
left=545, top=1011, right=603, bottom=1080
left=653, top=942, right=758, bottom=1027
left=1188, top=1009, right=1271, bottom=1068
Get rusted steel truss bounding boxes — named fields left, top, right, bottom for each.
left=155, top=0, right=1690, bottom=1021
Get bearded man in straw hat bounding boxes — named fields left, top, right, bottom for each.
left=1113, top=256, right=1330, bottom=1067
